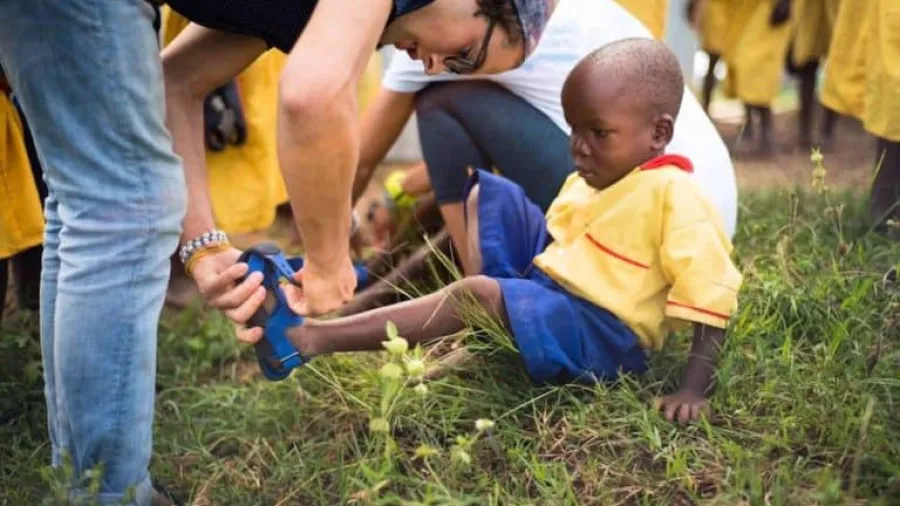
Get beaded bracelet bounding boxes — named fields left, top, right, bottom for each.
left=179, top=230, right=229, bottom=265
left=184, top=242, right=232, bottom=278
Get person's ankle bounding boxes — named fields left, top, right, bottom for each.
left=286, top=322, right=318, bottom=357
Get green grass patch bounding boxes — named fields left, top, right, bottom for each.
left=1, top=188, right=898, bottom=505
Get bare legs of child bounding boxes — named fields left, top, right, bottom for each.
left=702, top=52, right=720, bottom=114
left=796, top=60, right=819, bottom=150
left=820, top=107, right=839, bottom=151
left=341, top=228, right=455, bottom=316
left=739, top=105, right=773, bottom=156
left=288, top=185, right=509, bottom=357
left=872, top=137, right=900, bottom=239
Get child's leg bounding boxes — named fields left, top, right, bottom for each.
left=872, top=137, right=900, bottom=235
left=11, top=244, right=42, bottom=311
left=821, top=106, right=839, bottom=148
left=703, top=52, right=721, bottom=113
left=465, top=184, right=483, bottom=275
left=289, top=275, right=508, bottom=357
left=341, top=229, right=454, bottom=316
left=757, top=105, right=773, bottom=154
left=797, top=60, right=819, bottom=149
left=0, top=258, right=8, bottom=327
left=740, top=104, right=754, bottom=140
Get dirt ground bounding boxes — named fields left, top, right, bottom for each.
left=718, top=109, right=877, bottom=191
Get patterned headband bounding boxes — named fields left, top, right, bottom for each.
left=510, top=0, right=559, bottom=57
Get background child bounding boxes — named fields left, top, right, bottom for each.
left=239, top=38, right=743, bottom=424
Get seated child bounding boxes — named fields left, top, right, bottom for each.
left=239, top=38, right=743, bottom=424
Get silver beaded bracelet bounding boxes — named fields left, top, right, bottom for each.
left=179, top=230, right=229, bottom=264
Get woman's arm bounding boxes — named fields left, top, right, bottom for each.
left=352, top=88, right=417, bottom=203
left=276, top=0, right=393, bottom=316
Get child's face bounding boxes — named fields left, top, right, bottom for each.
left=561, top=69, right=663, bottom=191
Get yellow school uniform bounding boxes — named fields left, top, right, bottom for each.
left=820, top=0, right=870, bottom=118
left=861, top=0, right=900, bottom=142
left=0, top=94, right=43, bottom=259
left=161, top=9, right=384, bottom=234
left=824, top=0, right=841, bottom=26
left=699, top=0, right=732, bottom=55
left=790, top=0, right=832, bottom=67
left=533, top=156, right=742, bottom=351
left=614, top=0, right=669, bottom=40
left=722, top=0, right=793, bottom=106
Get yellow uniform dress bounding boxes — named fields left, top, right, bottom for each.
left=614, top=0, right=669, bottom=40
left=820, top=0, right=870, bottom=118
left=161, top=8, right=384, bottom=234
left=533, top=156, right=743, bottom=351
left=0, top=94, right=43, bottom=259
left=790, top=0, right=832, bottom=67
left=722, top=0, right=793, bottom=107
left=861, top=0, right=900, bottom=142
left=699, top=0, right=733, bottom=55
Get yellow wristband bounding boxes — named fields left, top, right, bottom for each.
left=184, top=242, right=231, bottom=278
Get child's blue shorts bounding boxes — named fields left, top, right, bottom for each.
left=466, top=170, right=648, bottom=385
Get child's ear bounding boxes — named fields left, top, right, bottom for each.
left=651, top=114, right=675, bottom=150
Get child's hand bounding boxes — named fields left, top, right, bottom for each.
left=654, top=389, right=709, bottom=424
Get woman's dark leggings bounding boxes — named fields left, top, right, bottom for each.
left=415, top=81, right=573, bottom=212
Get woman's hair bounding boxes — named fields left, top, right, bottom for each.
left=477, top=0, right=523, bottom=45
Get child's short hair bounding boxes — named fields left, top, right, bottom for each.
left=580, top=37, right=685, bottom=120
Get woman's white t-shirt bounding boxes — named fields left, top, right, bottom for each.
left=381, top=0, right=739, bottom=236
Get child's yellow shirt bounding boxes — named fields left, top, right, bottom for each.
left=533, top=155, right=743, bottom=351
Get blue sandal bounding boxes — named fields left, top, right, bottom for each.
left=238, top=243, right=307, bottom=381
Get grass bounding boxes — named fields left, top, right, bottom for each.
left=1, top=187, right=898, bottom=505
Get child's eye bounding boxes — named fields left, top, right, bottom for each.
left=592, top=128, right=608, bottom=138
left=457, top=46, right=473, bottom=59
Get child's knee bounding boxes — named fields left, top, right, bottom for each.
left=455, top=274, right=501, bottom=306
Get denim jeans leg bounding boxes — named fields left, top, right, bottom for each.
left=0, top=1, right=187, bottom=504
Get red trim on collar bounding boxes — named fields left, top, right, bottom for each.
left=639, top=154, right=694, bottom=173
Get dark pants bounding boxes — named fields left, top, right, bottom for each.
left=415, top=81, right=573, bottom=212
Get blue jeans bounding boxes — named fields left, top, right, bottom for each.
left=415, top=81, right=574, bottom=212
left=0, top=1, right=186, bottom=504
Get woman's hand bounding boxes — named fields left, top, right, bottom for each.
left=190, top=247, right=267, bottom=340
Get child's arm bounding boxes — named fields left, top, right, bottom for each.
left=657, top=178, right=742, bottom=424
left=655, top=323, right=725, bottom=423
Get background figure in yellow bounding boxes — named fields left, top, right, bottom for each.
left=822, top=0, right=899, bottom=234
left=789, top=0, right=837, bottom=148
left=721, top=0, right=792, bottom=155
left=688, top=0, right=732, bottom=112
left=861, top=0, right=900, bottom=235
left=614, top=0, right=669, bottom=39
left=0, top=74, right=45, bottom=326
